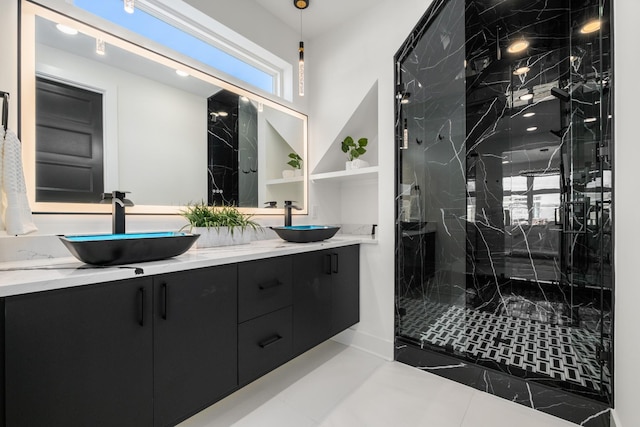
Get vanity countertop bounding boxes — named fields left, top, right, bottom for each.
left=0, top=236, right=375, bottom=297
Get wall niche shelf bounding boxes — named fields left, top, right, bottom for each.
left=310, top=166, right=379, bottom=184
left=265, top=176, right=304, bottom=186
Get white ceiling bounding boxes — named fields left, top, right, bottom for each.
left=251, top=0, right=374, bottom=39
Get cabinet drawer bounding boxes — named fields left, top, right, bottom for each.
left=238, top=256, right=292, bottom=322
left=238, top=306, right=292, bottom=385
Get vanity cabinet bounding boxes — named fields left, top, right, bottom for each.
left=237, top=256, right=293, bottom=386
left=153, top=265, right=237, bottom=427
left=0, top=244, right=360, bottom=426
left=1, top=266, right=237, bottom=427
left=293, top=245, right=360, bottom=355
left=3, top=277, right=155, bottom=427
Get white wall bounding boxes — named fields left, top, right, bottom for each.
left=612, top=2, right=640, bottom=426
left=307, top=0, right=435, bottom=359
left=0, top=0, right=18, bottom=131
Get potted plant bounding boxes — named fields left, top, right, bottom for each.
left=341, top=136, right=369, bottom=170
left=283, top=152, right=303, bottom=178
left=180, top=202, right=261, bottom=248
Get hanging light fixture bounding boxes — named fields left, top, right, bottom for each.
left=124, top=0, right=135, bottom=14
left=294, top=0, right=309, bottom=96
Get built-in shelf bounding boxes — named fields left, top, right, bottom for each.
left=265, top=176, right=304, bottom=185
left=310, top=166, right=379, bottom=183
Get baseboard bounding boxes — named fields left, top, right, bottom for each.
left=331, top=328, right=394, bottom=361
left=610, top=409, right=620, bottom=427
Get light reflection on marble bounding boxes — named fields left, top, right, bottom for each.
left=395, top=0, right=612, bottom=425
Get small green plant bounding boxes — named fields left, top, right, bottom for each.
left=341, top=136, right=368, bottom=161
left=180, top=202, right=260, bottom=235
left=287, top=152, right=303, bottom=169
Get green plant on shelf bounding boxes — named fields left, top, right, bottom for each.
left=341, top=136, right=368, bottom=161
left=287, top=152, right=303, bottom=169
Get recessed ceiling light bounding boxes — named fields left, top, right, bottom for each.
left=513, top=66, right=530, bottom=76
left=502, top=160, right=509, bottom=164
left=526, top=126, right=538, bottom=132
left=584, top=117, right=597, bottom=123
left=523, top=112, right=536, bottom=118
left=217, top=111, right=229, bottom=117
left=175, top=70, right=189, bottom=77
left=507, top=39, right=529, bottom=54
left=580, top=19, right=601, bottom=34
left=520, top=93, right=534, bottom=101
left=56, top=24, right=78, bottom=35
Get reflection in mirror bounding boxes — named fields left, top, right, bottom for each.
left=22, top=3, right=307, bottom=214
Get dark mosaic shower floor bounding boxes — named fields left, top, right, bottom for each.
left=397, top=296, right=611, bottom=394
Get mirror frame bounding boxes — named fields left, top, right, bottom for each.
left=20, top=1, right=308, bottom=215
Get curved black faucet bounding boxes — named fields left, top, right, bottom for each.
left=100, top=191, right=134, bottom=234
left=283, top=200, right=301, bottom=226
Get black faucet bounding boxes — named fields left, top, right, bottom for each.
left=101, top=191, right=134, bottom=234
left=283, top=200, right=301, bottom=226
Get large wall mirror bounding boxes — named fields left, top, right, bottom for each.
left=20, top=1, right=307, bottom=215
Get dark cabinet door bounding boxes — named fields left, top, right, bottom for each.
left=4, top=277, right=154, bottom=427
left=330, top=245, right=360, bottom=336
left=292, top=250, right=332, bottom=355
left=153, top=265, right=238, bottom=427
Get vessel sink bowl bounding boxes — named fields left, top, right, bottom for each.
left=59, top=232, right=200, bottom=266
left=271, top=225, right=340, bottom=243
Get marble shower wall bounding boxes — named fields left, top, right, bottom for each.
left=395, top=0, right=613, bottom=425
left=207, top=90, right=258, bottom=207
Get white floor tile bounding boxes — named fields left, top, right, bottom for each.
left=318, top=362, right=475, bottom=427
left=277, top=344, right=385, bottom=422
left=181, top=340, right=580, bottom=427
left=231, top=398, right=317, bottom=427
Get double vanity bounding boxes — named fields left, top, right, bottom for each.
left=0, top=237, right=364, bottom=427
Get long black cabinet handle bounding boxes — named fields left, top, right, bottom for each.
left=259, top=279, right=283, bottom=290
left=137, top=287, right=145, bottom=326
left=332, top=253, right=339, bottom=274
left=258, top=334, right=283, bottom=348
left=161, top=283, right=168, bottom=320
left=324, top=254, right=332, bottom=275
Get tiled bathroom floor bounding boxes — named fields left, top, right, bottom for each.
left=179, top=340, right=579, bottom=427
left=398, top=296, right=611, bottom=394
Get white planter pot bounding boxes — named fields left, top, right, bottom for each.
left=192, top=227, right=252, bottom=248
left=293, top=169, right=302, bottom=177
left=346, top=159, right=370, bottom=170
left=282, top=170, right=295, bottom=178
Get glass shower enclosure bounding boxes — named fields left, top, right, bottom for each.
left=394, top=0, right=612, bottom=424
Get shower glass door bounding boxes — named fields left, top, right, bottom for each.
left=395, top=0, right=612, bottom=404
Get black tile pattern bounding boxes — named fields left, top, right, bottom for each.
left=398, top=296, right=610, bottom=394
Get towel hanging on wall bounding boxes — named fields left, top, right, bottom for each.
left=0, top=127, right=38, bottom=235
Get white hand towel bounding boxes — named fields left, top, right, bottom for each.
left=0, top=127, right=38, bottom=235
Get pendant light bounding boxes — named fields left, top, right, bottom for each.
left=294, top=0, right=309, bottom=96
left=124, top=0, right=134, bottom=14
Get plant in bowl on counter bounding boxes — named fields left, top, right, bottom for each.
left=180, top=202, right=261, bottom=247
left=283, top=152, right=303, bottom=178
left=341, top=136, right=369, bottom=170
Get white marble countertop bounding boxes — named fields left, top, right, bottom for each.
left=0, top=236, right=375, bottom=297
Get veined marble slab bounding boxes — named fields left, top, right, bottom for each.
left=0, top=236, right=374, bottom=297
